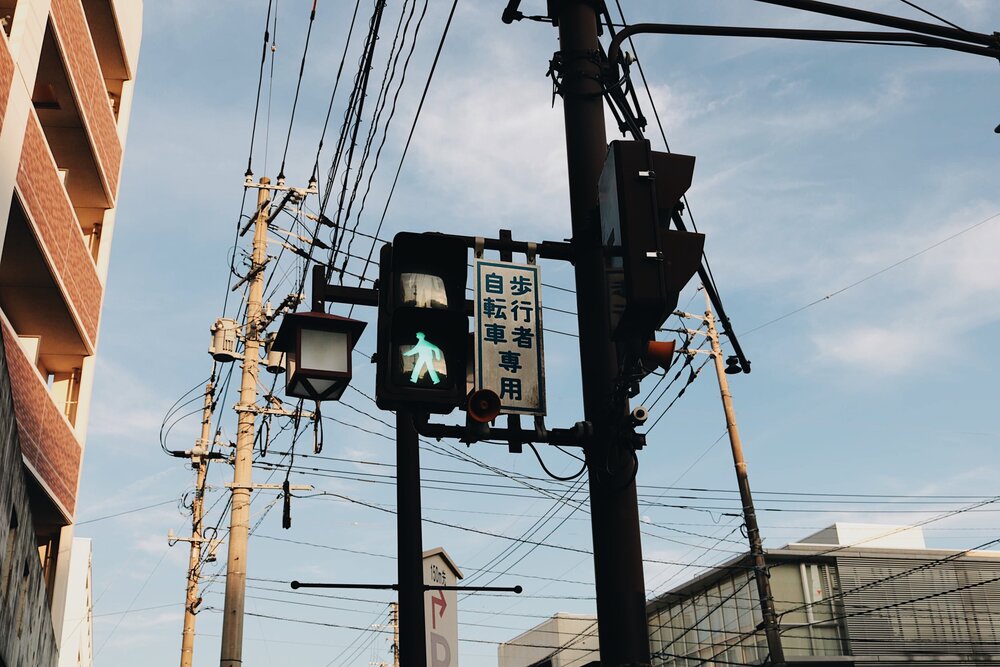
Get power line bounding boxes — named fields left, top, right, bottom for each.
left=276, top=0, right=318, bottom=181
left=645, top=356, right=712, bottom=434
left=254, top=533, right=595, bottom=587
left=782, top=566, right=1000, bottom=633
left=778, top=534, right=1000, bottom=619
left=308, top=0, right=364, bottom=189
left=94, top=547, right=170, bottom=658
left=76, top=500, right=178, bottom=526
left=351, top=0, right=462, bottom=293
left=246, top=0, right=276, bottom=178
left=460, top=478, right=589, bottom=592
left=744, top=210, right=1000, bottom=334
left=326, top=0, right=389, bottom=257
left=299, top=488, right=754, bottom=572
left=251, top=450, right=1000, bottom=505
left=896, top=0, right=963, bottom=30
left=335, top=0, right=431, bottom=278
left=330, top=0, right=418, bottom=267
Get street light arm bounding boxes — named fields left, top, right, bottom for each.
left=749, top=0, right=997, bottom=47
left=606, top=23, right=1000, bottom=76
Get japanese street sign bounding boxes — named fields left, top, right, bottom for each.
left=473, top=259, right=545, bottom=415
left=424, top=548, right=463, bottom=667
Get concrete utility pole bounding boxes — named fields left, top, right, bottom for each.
left=220, top=177, right=271, bottom=667
left=179, top=380, right=215, bottom=667
left=370, top=608, right=396, bottom=667
left=704, top=297, right=785, bottom=666
left=391, top=602, right=399, bottom=667
left=554, top=2, right=651, bottom=664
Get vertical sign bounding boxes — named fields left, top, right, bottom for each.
left=473, top=259, right=546, bottom=415
left=423, top=548, right=463, bottom=667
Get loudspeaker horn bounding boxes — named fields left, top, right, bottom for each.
left=645, top=340, right=677, bottom=370
left=467, top=389, right=502, bottom=424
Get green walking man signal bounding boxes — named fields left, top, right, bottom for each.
left=405, top=332, right=443, bottom=385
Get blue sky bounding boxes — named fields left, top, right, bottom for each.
left=76, top=1, right=1000, bottom=665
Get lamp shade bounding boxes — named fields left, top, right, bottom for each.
left=272, top=312, right=367, bottom=401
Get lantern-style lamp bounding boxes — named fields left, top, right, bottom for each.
left=272, top=312, right=367, bottom=401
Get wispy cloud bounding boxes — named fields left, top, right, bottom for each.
left=809, top=203, right=1000, bottom=374
left=410, top=73, right=569, bottom=234
left=88, top=358, right=173, bottom=441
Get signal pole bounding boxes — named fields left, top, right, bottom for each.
left=179, top=380, right=215, bottom=667
left=704, top=298, right=785, bottom=666
left=396, top=412, right=426, bottom=667
left=555, top=3, right=651, bottom=664
left=220, top=178, right=271, bottom=667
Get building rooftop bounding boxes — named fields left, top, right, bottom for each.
left=792, top=522, right=926, bottom=549
left=648, top=522, right=1000, bottom=610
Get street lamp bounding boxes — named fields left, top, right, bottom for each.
left=272, top=312, right=367, bottom=401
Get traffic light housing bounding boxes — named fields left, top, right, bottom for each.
left=375, top=232, right=470, bottom=414
left=599, top=140, right=705, bottom=344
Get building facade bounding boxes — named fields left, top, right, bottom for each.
left=500, top=525, right=1000, bottom=667
left=498, top=613, right=599, bottom=667
left=648, top=524, right=1000, bottom=666
left=56, top=537, right=92, bottom=667
left=0, top=1, right=141, bottom=665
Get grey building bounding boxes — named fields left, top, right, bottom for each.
left=500, top=524, right=1000, bottom=667
left=648, top=523, right=1000, bottom=666
left=498, top=613, right=599, bottom=667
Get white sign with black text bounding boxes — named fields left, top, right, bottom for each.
left=473, top=259, right=546, bottom=415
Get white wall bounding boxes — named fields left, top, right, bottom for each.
left=57, top=537, right=93, bottom=667
left=498, top=614, right=599, bottom=667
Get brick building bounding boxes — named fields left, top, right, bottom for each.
left=0, top=1, right=141, bottom=665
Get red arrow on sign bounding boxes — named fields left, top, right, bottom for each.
left=430, top=590, right=447, bottom=629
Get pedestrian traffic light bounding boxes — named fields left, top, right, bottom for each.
left=375, top=232, right=470, bottom=414
left=600, top=140, right=705, bottom=345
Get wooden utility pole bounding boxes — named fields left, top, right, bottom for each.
left=704, top=295, right=785, bottom=666
left=553, top=3, right=651, bottom=665
left=179, top=380, right=215, bottom=667
left=220, top=178, right=271, bottom=667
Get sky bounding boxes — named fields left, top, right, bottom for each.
left=75, top=1, right=1000, bottom=665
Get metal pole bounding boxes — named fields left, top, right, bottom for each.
left=180, top=380, right=214, bottom=667
left=704, top=295, right=785, bottom=666
left=220, top=178, right=271, bottom=666
left=396, top=411, right=426, bottom=667
left=555, top=3, right=651, bottom=665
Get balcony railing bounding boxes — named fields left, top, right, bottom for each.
left=16, top=111, right=102, bottom=346
left=1, top=318, right=81, bottom=519
left=0, top=28, right=12, bottom=128
left=50, top=0, right=122, bottom=198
